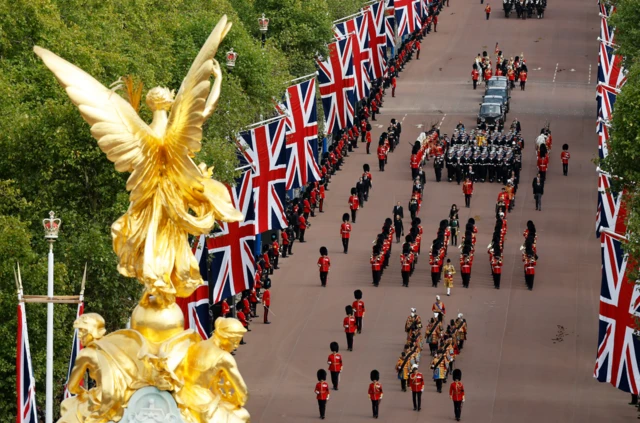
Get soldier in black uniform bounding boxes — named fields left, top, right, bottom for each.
left=478, top=151, right=488, bottom=182
left=434, top=154, right=444, bottom=182
left=362, top=164, right=372, bottom=201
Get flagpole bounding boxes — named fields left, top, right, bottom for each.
left=289, top=72, right=317, bottom=84
left=332, top=10, right=364, bottom=25
left=240, top=114, right=286, bottom=132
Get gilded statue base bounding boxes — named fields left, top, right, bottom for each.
left=111, top=387, right=183, bottom=423
left=60, top=302, right=249, bottom=423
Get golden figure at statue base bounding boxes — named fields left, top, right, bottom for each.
left=35, top=14, right=251, bottom=423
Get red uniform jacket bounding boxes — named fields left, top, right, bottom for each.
left=485, top=5, right=491, bottom=13
left=409, top=372, right=425, bottom=392
left=282, top=231, right=289, bottom=245
left=272, top=241, right=279, bottom=256
left=472, top=69, right=480, bottom=81
left=349, top=195, right=360, bottom=211
left=237, top=310, right=248, bottom=327
left=377, top=146, right=386, bottom=160
left=432, top=301, right=446, bottom=315
left=328, top=353, right=343, bottom=372
left=411, top=154, right=419, bottom=169
left=262, top=289, right=271, bottom=307
left=460, top=260, right=471, bottom=274
left=303, top=199, right=311, bottom=214
left=344, top=316, right=357, bottom=333
left=368, top=382, right=383, bottom=400
left=371, top=255, right=382, bottom=271
left=315, top=381, right=330, bottom=400
left=249, top=289, right=258, bottom=304
left=241, top=298, right=251, bottom=315
left=341, top=222, right=352, bottom=239
left=430, top=254, right=441, bottom=273
left=353, top=300, right=365, bottom=317
left=401, top=254, right=412, bottom=272
left=520, top=71, right=528, bottom=81
left=491, top=257, right=502, bottom=274
left=462, top=180, right=474, bottom=195
left=319, top=185, right=326, bottom=199
left=484, top=68, right=493, bottom=81
left=496, top=68, right=504, bottom=76
left=366, top=131, right=372, bottom=144
left=392, top=76, right=397, bottom=88
left=298, top=215, right=307, bottom=230
left=525, top=259, right=536, bottom=275
left=449, top=381, right=465, bottom=401
left=310, top=190, right=318, bottom=204
left=537, top=156, right=549, bottom=172
left=508, top=69, right=516, bottom=81
left=561, top=151, right=570, bottom=164
left=221, top=301, right=230, bottom=317
left=318, top=256, right=331, bottom=272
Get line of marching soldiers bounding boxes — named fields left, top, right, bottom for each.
left=398, top=307, right=468, bottom=420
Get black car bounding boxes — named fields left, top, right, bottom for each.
left=487, top=76, right=510, bottom=96
left=477, top=103, right=505, bottom=131
left=481, top=95, right=509, bottom=116
left=484, top=87, right=510, bottom=113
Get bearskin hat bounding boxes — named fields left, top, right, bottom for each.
left=330, top=341, right=339, bottom=352
left=527, top=220, right=535, bottom=231
left=562, top=143, right=569, bottom=150
left=440, top=219, right=448, bottom=229
left=345, top=305, right=353, bottom=315
left=366, top=123, right=372, bottom=131
left=412, top=143, right=421, bottom=155
left=483, top=51, right=488, bottom=57
left=262, top=244, right=270, bottom=253
left=354, top=289, right=362, bottom=300
left=343, top=213, right=350, bottom=222
left=385, top=217, right=393, bottom=226
left=414, top=217, right=422, bottom=225
left=370, top=370, right=380, bottom=381
left=468, top=218, right=475, bottom=225
left=351, top=187, right=357, bottom=195
left=373, top=245, right=381, bottom=255
left=363, top=163, right=370, bottom=172
left=453, top=369, right=462, bottom=381
left=317, top=369, right=327, bottom=381
left=320, top=246, right=328, bottom=256
left=405, top=235, right=413, bottom=243
left=465, top=223, right=474, bottom=232
left=263, top=278, right=272, bottom=289
left=473, top=63, right=478, bottom=70
left=403, top=244, right=411, bottom=254
left=328, top=145, right=334, bottom=152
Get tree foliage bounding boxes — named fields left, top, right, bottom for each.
left=599, top=0, right=640, bottom=279
left=0, top=0, right=363, bottom=420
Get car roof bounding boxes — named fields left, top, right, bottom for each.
left=489, top=76, right=508, bottom=81
left=480, top=103, right=501, bottom=107
left=483, top=95, right=503, bottom=99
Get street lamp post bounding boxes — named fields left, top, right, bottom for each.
left=42, top=211, right=60, bottom=423
left=258, top=14, right=269, bottom=47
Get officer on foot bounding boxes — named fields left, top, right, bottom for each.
left=368, top=370, right=383, bottom=419
left=340, top=213, right=352, bottom=254
left=449, top=369, right=465, bottom=421
left=344, top=305, right=357, bottom=351
left=315, top=369, right=330, bottom=419
left=318, top=247, right=330, bottom=287
left=409, top=364, right=425, bottom=411
left=353, top=290, right=366, bottom=334
left=327, top=342, right=343, bottom=390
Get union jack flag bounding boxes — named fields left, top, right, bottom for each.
left=598, top=42, right=627, bottom=89
left=63, top=302, right=84, bottom=399
left=385, top=0, right=396, bottom=50
left=596, top=82, right=619, bottom=121
left=599, top=1, right=615, bottom=18
left=364, top=1, right=387, bottom=79
left=207, top=170, right=256, bottom=304
left=597, top=118, right=610, bottom=160
left=176, top=234, right=210, bottom=339
left=600, top=13, right=615, bottom=45
left=420, top=0, right=430, bottom=19
left=596, top=171, right=626, bottom=237
left=395, top=0, right=420, bottom=37
left=335, top=14, right=371, bottom=102
left=283, top=78, right=321, bottom=190
left=17, top=302, right=37, bottom=423
left=238, top=118, right=288, bottom=233
left=317, top=36, right=356, bottom=134
left=594, top=229, right=640, bottom=395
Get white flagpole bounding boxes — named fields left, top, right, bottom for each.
left=289, top=72, right=317, bottom=84
left=45, top=235, right=54, bottom=423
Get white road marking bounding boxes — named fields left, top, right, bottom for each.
left=438, top=114, right=447, bottom=129
left=402, top=113, right=407, bottom=122
left=376, top=124, right=384, bottom=128
left=553, top=63, right=559, bottom=83
left=588, top=64, right=592, bottom=85
left=416, top=124, right=424, bottom=128
left=570, top=68, right=575, bottom=72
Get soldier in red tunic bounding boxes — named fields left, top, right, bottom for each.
left=315, top=369, right=330, bottom=419
left=462, top=176, right=474, bottom=208
left=344, top=305, right=357, bottom=351
left=353, top=290, right=365, bottom=334
left=368, top=370, right=383, bottom=418
left=519, top=68, right=528, bottom=90
left=318, top=246, right=330, bottom=287
left=377, top=141, right=387, bottom=171
left=491, top=252, right=503, bottom=289
left=471, top=64, right=480, bottom=90
left=298, top=214, right=308, bottom=242
left=220, top=299, right=230, bottom=318
left=262, top=279, right=271, bottom=324
left=561, top=143, right=570, bottom=176
left=409, top=364, right=425, bottom=411
left=371, top=245, right=383, bottom=287
left=449, top=369, right=465, bottom=421
left=349, top=188, right=360, bottom=223
left=270, top=233, right=280, bottom=270
left=340, top=213, right=352, bottom=254
left=281, top=228, right=289, bottom=258
left=327, top=342, right=343, bottom=390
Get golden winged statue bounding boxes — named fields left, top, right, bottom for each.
left=35, top=16, right=243, bottom=307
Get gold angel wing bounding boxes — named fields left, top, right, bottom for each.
left=165, top=15, right=232, bottom=155
left=33, top=46, right=158, bottom=174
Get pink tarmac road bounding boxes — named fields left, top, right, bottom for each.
left=234, top=0, right=634, bottom=421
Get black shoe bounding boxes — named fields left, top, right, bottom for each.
left=418, top=408, right=421, bottom=411
left=414, top=408, right=417, bottom=411
left=264, top=321, right=271, bottom=324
